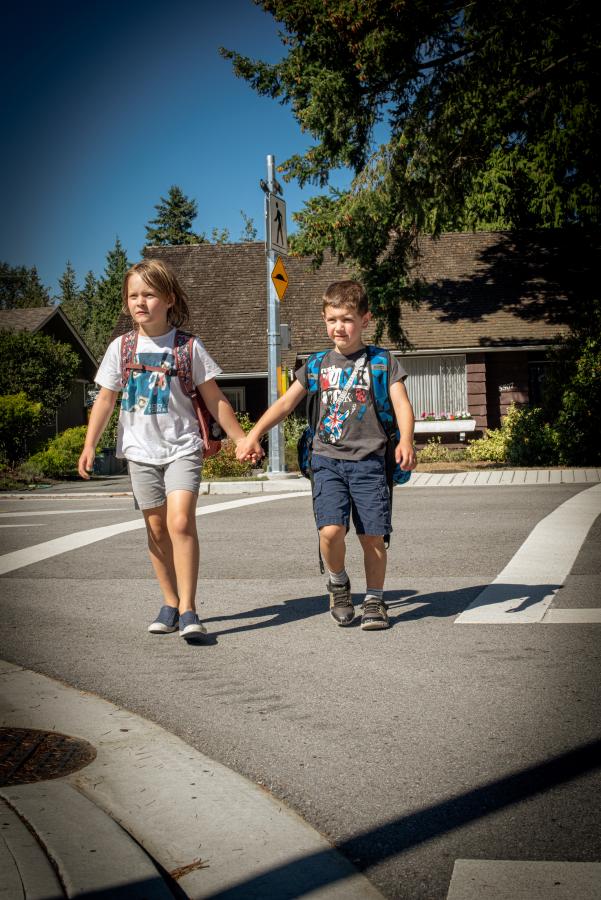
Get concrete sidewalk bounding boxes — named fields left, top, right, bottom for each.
left=0, top=660, right=383, bottom=900
left=2, top=467, right=600, bottom=501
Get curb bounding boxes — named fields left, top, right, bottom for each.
left=1, top=468, right=600, bottom=500
left=0, top=661, right=384, bottom=899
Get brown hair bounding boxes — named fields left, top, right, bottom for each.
left=322, top=280, right=368, bottom=315
left=122, top=259, right=190, bottom=328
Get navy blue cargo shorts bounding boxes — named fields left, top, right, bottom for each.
left=311, top=453, right=392, bottom=536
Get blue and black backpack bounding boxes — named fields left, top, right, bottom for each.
left=297, top=346, right=411, bottom=571
left=297, top=345, right=412, bottom=486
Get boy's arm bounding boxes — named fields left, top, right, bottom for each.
left=236, top=380, right=307, bottom=460
left=389, top=380, right=417, bottom=470
left=78, top=387, right=119, bottom=479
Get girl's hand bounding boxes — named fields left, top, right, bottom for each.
left=78, top=447, right=96, bottom=480
left=236, top=436, right=263, bottom=462
left=396, top=439, right=416, bottom=471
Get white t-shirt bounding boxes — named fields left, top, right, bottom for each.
left=95, top=329, right=222, bottom=464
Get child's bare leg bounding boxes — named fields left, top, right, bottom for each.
left=143, top=505, right=179, bottom=606
left=166, top=490, right=199, bottom=614
left=319, top=524, right=347, bottom=574
left=358, top=534, right=387, bottom=590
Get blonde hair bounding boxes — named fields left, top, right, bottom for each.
left=122, top=259, right=190, bottom=328
left=322, top=280, right=368, bottom=315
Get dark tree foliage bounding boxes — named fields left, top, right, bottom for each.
left=145, top=185, right=205, bottom=247
left=222, top=0, right=600, bottom=343
left=0, top=330, right=79, bottom=422
left=0, top=262, right=51, bottom=309
left=89, top=238, right=130, bottom=358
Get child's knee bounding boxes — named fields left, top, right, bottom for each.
left=359, top=534, right=386, bottom=552
left=168, top=512, right=197, bottom=538
left=319, top=524, right=346, bottom=545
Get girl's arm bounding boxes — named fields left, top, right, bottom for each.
left=78, top=388, right=119, bottom=479
left=197, top=378, right=247, bottom=443
left=236, top=380, right=307, bottom=460
left=389, top=380, right=417, bottom=470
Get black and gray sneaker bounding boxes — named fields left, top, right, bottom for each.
left=327, top=579, right=355, bottom=626
left=361, top=597, right=390, bottom=630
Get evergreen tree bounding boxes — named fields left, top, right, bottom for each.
left=56, top=261, right=85, bottom=333
left=89, top=239, right=130, bottom=358
left=0, top=262, right=51, bottom=309
left=145, top=186, right=204, bottom=247
left=222, top=0, right=600, bottom=342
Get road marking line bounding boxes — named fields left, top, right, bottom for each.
left=0, top=524, right=44, bottom=529
left=543, top=608, right=601, bottom=624
left=0, top=493, right=306, bottom=576
left=447, top=858, right=601, bottom=900
left=0, top=508, right=125, bottom=518
left=455, top=483, right=601, bottom=624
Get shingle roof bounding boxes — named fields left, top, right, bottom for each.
left=0, top=307, right=55, bottom=332
left=110, top=230, right=591, bottom=373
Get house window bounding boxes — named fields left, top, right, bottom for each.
left=399, top=355, right=468, bottom=417
left=221, top=386, right=246, bottom=412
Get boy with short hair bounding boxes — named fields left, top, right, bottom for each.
left=236, top=280, right=416, bottom=630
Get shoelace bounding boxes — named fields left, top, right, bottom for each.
left=362, top=598, right=386, bottom=616
left=331, top=584, right=352, bottom=607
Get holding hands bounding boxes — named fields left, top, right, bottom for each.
left=236, top=433, right=264, bottom=463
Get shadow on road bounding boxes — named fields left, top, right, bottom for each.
left=203, top=583, right=562, bottom=634
left=202, top=736, right=601, bottom=899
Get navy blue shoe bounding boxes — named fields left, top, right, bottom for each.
left=148, top=605, right=179, bottom=634
left=179, top=611, right=207, bottom=639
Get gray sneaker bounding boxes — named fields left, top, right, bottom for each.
left=148, top=605, right=179, bottom=634
left=361, top=598, right=390, bottom=630
left=179, top=610, right=207, bottom=639
left=327, top=579, right=355, bottom=626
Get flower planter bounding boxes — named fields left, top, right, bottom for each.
left=414, top=419, right=476, bottom=434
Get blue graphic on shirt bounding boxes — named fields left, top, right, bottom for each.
left=121, top=352, right=174, bottom=415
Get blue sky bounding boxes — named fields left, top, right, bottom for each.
left=1, top=0, right=353, bottom=297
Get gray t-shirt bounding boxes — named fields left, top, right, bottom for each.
left=295, top=347, right=407, bottom=461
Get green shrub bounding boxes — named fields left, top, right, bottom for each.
left=417, top=436, right=447, bottom=462
left=552, top=337, right=601, bottom=465
left=284, top=415, right=307, bottom=449
left=0, top=330, right=78, bottom=424
left=467, top=404, right=559, bottom=465
left=0, top=392, right=43, bottom=463
left=201, top=439, right=254, bottom=479
left=21, top=425, right=91, bottom=479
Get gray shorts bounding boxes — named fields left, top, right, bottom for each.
left=128, top=453, right=203, bottom=510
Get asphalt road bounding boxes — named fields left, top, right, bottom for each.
left=1, top=484, right=600, bottom=900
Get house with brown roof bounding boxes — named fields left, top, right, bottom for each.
left=111, top=229, right=591, bottom=442
left=0, top=305, right=98, bottom=436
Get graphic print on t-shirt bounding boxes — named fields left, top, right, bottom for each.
left=317, top=360, right=370, bottom=444
left=121, top=352, right=173, bottom=415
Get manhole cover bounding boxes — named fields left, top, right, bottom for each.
left=0, top=728, right=97, bottom=786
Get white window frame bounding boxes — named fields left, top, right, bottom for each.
left=221, top=386, right=246, bottom=413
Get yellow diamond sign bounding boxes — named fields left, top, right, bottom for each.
left=271, top=256, right=289, bottom=301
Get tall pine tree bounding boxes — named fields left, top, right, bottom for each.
left=56, top=261, right=85, bottom=332
left=145, top=186, right=205, bottom=247
left=0, top=263, right=51, bottom=309
left=89, top=239, right=129, bottom=358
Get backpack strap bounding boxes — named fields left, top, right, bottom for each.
left=367, top=345, right=396, bottom=436
left=173, top=330, right=195, bottom=397
left=120, top=330, right=139, bottom=389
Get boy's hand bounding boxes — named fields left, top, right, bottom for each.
left=396, top=438, right=416, bottom=471
left=236, top=435, right=264, bottom=462
left=78, top=447, right=95, bottom=480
